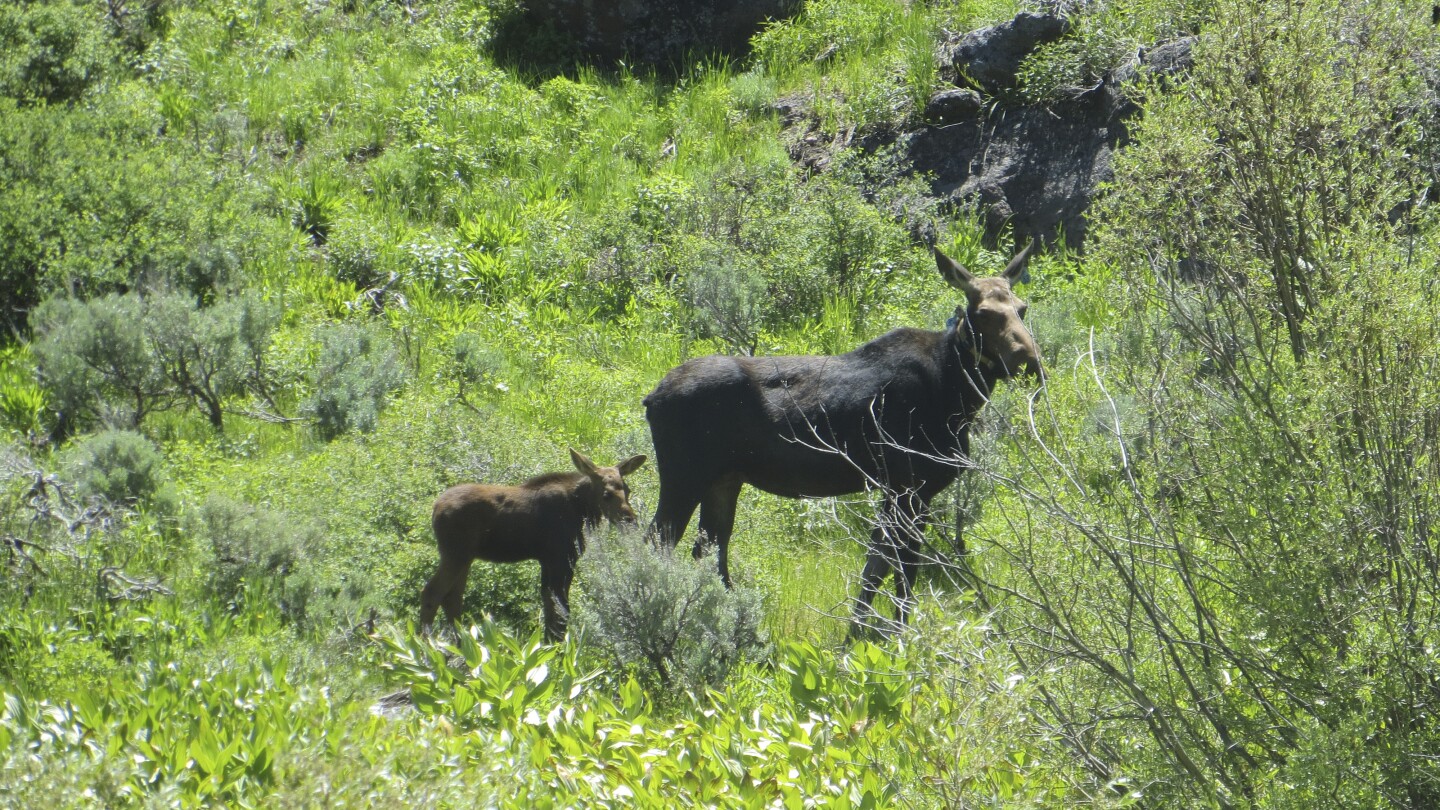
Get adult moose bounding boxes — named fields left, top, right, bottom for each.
left=420, top=449, right=647, bottom=641
left=644, top=240, right=1041, bottom=631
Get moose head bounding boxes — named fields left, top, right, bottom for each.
left=571, top=448, right=647, bottom=525
left=934, top=239, right=1042, bottom=380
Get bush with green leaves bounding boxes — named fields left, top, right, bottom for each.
left=0, top=87, right=288, bottom=333
left=1016, top=27, right=1132, bottom=103
left=678, top=238, right=767, bottom=355
left=450, top=331, right=504, bottom=410
left=0, top=0, right=114, bottom=105
left=32, top=290, right=280, bottom=437
left=576, top=527, right=767, bottom=689
left=188, top=494, right=322, bottom=622
left=32, top=294, right=168, bottom=437
left=278, top=171, right=347, bottom=246
left=304, top=323, right=406, bottom=440
left=971, top=0, right=1440, bottom=803
left=568, top=151, right=923, bottom=337
left=752, top=0, right=907, bottom=75
left=370, top=617, right=1098, bottom=806
left=325, top=214, right=398, bottom=289
left=0, top=344, right=48, bottom=438
left=145, top=289, right=280, bottom=431
left=62, top=429, right=172, bottom=508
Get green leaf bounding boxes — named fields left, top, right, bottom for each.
left=450, top=686, right=476, bottom=718
left=619, top=677, right=646, bottom=718
left=191, top=722, right=223, bottom=776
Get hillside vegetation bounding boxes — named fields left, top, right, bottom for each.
left=2, top=0, right=1439, bottom=806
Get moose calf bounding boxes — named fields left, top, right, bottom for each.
left=420, top=449, right=646, bottom=641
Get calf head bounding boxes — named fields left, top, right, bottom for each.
left=934, top=239, right=1042, bottom=379
left=570, top=448, right=647, bottom=524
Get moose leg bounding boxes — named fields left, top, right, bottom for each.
left=893, top=538, right=922, bottom=626
left=648, top=484, right=703, bottom=552
left=893, top=488, right=942, bottom=626
left=696, top=476, right=742, bottom=587
left=851, top=494, right=918, bottom=636
left=442, top=558, right=472, bottom=624
left=539, top=560, right=575, bottom=642
left=852, top=541, right=894, bottom=634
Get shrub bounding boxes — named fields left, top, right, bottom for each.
left=279, top=171, right=346, bottom=246
left=0, top=90, right=286, bottom=331
left=751, top=0, right=900, bottom=74
left=304, top=323, right=406, bottom=439
left=33, top=290, right=281, bottom=437
left=145, top=290, right=275, bottom=432
left=0, top=345, right=46, bottom=438
left=0, top=0, right=114, bottom=105
left=325, top=215, right=394, bottom=289
left=188, top=494, right=319, bottom=623
left=1016, top=28, right=1132, bottom=104
left=990, top=0, right=1440, bottom=802
left=62, top=429, right=171, bottom=507
left=576, top=527, right=767, bottom=689
left=450, top=331, right=504, bottom=409
left=32, top=294, right=169, bottom=438
left=679, top=239, right=766, bottom=355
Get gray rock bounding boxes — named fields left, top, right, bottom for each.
left=925, top=88, right=986, bottom=126
left=942, top=12, right=1071, bottom=95
left=1143, top=37, right=1196, bottom=76
left=780, top=18, right=1199, bottom=249
left=901, top=88, right=1127, bottom=247
left=892, top=30, right=1192, bottom=247
left=1111, top=37, right=1195, bottom=89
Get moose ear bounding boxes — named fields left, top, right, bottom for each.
left=934, top=246, right=978, bottom=293
left=616, top=454, right=647, bottom=476
left=570, top=448, right=601, bottom=478
left=1001, top=237, right=1039, bottom=285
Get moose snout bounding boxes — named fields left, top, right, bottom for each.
left=1001, top=331, right=1043, bottom=381
left=1026, top=357, right=1045, bottom=382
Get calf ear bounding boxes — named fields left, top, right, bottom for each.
left=616, top=454, right=647, bottom=476
left=570, top=448, right=601, bottom=478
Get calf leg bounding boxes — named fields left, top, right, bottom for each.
left=695, top=476, right=742, bottom=587
left=539, top=560, right=576, bottom=642
left=420, top=555, right=472, bottom=632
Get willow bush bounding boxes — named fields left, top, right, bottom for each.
left=967, top=0, right=1440, bottom=804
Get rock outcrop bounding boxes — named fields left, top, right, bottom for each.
left=941, top=12, right=1072, bottom=96
left=918, top=15, right=1194, bottom=247
left=782, top=12, right=1195, bottom=249
left=524, top=0, right=799, bottom=66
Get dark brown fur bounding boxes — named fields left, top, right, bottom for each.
left=644, top=242, right=1041, bottom=631
left=420, top=449, right=646, bottom=640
